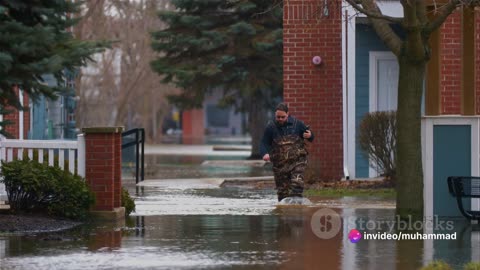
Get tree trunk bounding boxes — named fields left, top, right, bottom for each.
left=395, top=56, right=426, bottom=220
left=248, top=96, right=267, bottom=159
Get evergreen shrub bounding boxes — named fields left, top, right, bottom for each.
left=0, top=159, right=95, bottom=220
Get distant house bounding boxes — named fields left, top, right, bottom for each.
left=1, top=74, right=77, bottom=141
left=182, top=89, right=248, bottom=144
left=28, top=74, right=77, bottom=140
left=0, top=76, right=77, bottom=202
left=203, top=90, right=246, bottom=137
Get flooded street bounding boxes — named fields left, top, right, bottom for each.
left=1, top=150, right=479, bottom=269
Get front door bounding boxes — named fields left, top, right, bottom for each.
left=369, top=51, right=398, bottom=112
left=368, top=52, right=399, bottom=177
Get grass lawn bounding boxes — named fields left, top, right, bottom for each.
left=304, top=187, right=396, bottom=199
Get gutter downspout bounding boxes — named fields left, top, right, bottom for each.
left=343, top=7, right=350, bottom=180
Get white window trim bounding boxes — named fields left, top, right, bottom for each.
left=368, top=51, right=397, bottom=113
left=367, top=51, right=397, bottom=177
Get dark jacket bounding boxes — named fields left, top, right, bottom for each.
left=260, top=115, right=314, bottom=156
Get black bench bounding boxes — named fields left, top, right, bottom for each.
left=447, top=176, right=480, bottom=221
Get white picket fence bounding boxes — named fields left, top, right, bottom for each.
left=0, top=134, right=86, bottom=200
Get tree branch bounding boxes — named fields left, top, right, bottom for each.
left=251, top=0, right=283, bottom=18
left=416, top=0, right=428, bottom=26
left=344, top=0, right=403, bottom=24
left=424, top=0, right=460, bottom=34
left=347, top=0, right=403, bottom=56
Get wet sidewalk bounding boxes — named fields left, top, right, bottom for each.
left=144, top=144, right=251, bottom=156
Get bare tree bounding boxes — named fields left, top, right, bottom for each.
left=343, top=0, right=478, bottom=219
left=74, top=0, right=177, bottom=142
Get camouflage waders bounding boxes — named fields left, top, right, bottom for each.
left=270, top=134, right=308, bottom=201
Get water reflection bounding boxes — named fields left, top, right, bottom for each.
left=1, top=209, right=478, bottom=269
left=88, top=228, right=122, bottom=252
left=0, top=239, right=5, bottom=259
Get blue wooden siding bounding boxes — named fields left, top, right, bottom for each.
left=433, top=125, right=471, bottom=217
left=432, top=125, right=473, bottom=266
left=355, top=24, right=390, bottom=177
left=29, top=75, right=57, bottom=139
left=29, top=96, right=47, bottom=139
left=29, top=74, right=77, bottom=140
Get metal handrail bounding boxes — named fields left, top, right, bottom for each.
left=122, top=128, right=145, bottom=184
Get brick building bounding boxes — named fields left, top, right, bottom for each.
left=284, top=1, right=480, bottom=217
left=283, top=1, right=479, bottom=175
left=1, top=85, right=30, bottom=140
left=283, top=0, right=344, bottom=181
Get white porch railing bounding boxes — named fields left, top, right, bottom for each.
left=0, top=134, right=86, bottom=200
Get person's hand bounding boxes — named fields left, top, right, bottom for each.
left=303, top=130, right=312, bottom=139
left=262, top=154, right=270, bottom=162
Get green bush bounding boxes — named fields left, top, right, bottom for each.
left=358, top=111, right=396, bottom=180
left=121, top=187, right=135, bottom=216
left=0, top=159, right=95, bottom=220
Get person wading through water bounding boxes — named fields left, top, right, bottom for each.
left=260, top=103, right=314, bottom=202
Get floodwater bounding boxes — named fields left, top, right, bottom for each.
left=1, top=153, right=479, bottom=270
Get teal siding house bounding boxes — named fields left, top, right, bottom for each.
left=354, top=23, right=394, bottom=178
left=29, top=74, right=77, bottom=140
left=342, top=7, right=479, bottom=220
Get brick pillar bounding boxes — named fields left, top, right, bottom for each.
left=83, top=127, right=125, bottom=220
left=182, top=109, right=205, bottom=144
left=283, top=0, right=343, bottom=180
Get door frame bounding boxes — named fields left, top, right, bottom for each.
left=368, top=51, right=398, bottom=177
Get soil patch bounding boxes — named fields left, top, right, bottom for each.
left=306, top=178, right=394, bottom=189
left=0, top=213, right=82, bottom=234
left=241, top=178, right=394, bottom=190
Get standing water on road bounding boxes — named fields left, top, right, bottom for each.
left=1, top=151, right=479, bottom=269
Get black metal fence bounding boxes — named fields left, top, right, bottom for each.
left=122, top=128, right=145, bottom=184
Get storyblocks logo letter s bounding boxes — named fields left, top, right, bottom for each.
left=311, top=208, right=342, bottom=239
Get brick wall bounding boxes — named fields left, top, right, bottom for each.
left=476, top=9, right=480, bottom=114
left=283, top=0, right=343, bottom=180
left=440, top=11, right=462, bottom=114
left=3, top=107, right=19, bottom=138
left=84, top=127, right=123, bottom=212
left=113, top=132, right=122, bottom=208
left=3, top=85, right=30, bottom=139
